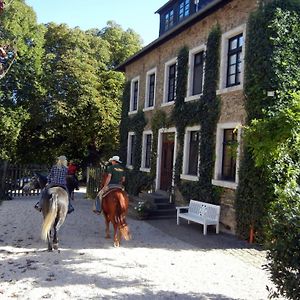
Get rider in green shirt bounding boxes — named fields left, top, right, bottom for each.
left=93, top=155, right=125, bottom=214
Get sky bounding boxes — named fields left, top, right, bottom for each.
left=25, top=0, right=167, bottom=46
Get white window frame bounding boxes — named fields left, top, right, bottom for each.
left=155, top=127, right=178, bottom=190
left=212, top=122, right=242, bottom=189
left=162, top=57, right=177, bottom=107
left=217, top=24, right=246, bottom=95
left=185, top=45, right=206, bottom=102
left=129, top=76, right=140, bottom=115
left=180, top=125, right=201, bottom=181
left=140, top=130, right=153, bottom=172
left=144, top=68, right=157, bottom=111
left=126, top=131, right=136, bottom=169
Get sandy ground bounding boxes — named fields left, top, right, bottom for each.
left=0, top=189, right=282, bottom=300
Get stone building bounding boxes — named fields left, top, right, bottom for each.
left=117, top=0, right=261, bottom=234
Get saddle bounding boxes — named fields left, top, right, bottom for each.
left=45, top=183, right=67, bottom=191
left=102, top=187, right=124, bottom=198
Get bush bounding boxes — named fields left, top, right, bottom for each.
left=264, top=191, right=300, bottom=299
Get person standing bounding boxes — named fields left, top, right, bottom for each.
left=67, top=160, right=79, bottom=190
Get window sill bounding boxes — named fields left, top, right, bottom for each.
left=140, top=167, right=150, bottom=173
left=180, top=174, right=198, bottom=181
left=143, top=107, right=154, bottom=112
left=212, top=179, right=238, bottom=190
left=216, top=84, right=243, bottom=95
left=128, top=110, right=138, bottom=116
left=161, top=101, right=175, bottom=107
left=184, top=94, right=202, bottom=102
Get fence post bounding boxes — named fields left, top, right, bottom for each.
left=0, top=161, right=9, bottom=200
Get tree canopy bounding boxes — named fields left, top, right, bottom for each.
left=0, top=0, right=142, bottom=166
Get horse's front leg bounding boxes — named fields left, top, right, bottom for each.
left=113, top=223, right=120, bottom=247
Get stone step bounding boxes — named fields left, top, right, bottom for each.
left=139, top=191, right=170, bottom=204
left=128, top=194, right=176, bottom=220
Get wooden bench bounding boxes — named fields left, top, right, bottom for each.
left=176, top=200, right=220, bottom=235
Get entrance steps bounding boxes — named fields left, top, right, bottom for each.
left=129, top=190, right=176, bottom=219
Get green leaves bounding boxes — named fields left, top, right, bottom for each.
left=0, top=105, right=29, bottom=160
left=239, top=1, right=300, bottom=298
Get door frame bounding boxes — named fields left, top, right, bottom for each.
left=155, top=127, right=177, bottom=191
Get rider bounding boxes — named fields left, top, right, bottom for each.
left=34, top=155, right=74, bottom=214
left=67, top=160, right=80, bottom=190
left=93, top=155, right=125, bottom=214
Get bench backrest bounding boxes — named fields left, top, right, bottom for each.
left=188, top=200, right=220, bottom=221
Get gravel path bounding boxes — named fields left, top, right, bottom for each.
left=0, top=190, right=282, bottom=300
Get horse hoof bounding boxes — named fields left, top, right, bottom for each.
left=48, top=248, right=53, bottom=252
left=114, top=241, right=120, bottom=247
left=105, top=235, right=111, bottom=239
left=53, top=244, right=58, bottom=250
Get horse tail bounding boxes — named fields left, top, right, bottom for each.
left=41, top=194, right=58, bottom=241
left=115, top=191, right=131, bottom=241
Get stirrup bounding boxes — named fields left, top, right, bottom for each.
left=34, top=204, right=41, bottom=212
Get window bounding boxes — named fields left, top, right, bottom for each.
left=192, top=51, right=205, bottom=95
left=212, top=123, right=241, bottom=189
left=188, top=131, right=200, bottom=175
left=226, top=34, right=243, bottom=87
left=129, top=76, right=139, bottom=113
left=127, top=132, right=136, bottom=168
left=221, top=129, right=237, bottom=181
left=181, top=126, right=200, bottom=181
left=163, top=58, right=177, bottom=105
left=218, top=25, right=246, bottom=93
left=164, top=9, right=174, bottom=31
left=179, top=0, right=190, bottom=20
left=197, top=0, right=213, bottom=11
left=141, top=131, right=152, bottom=171
left=186, top=46, right=205, bottom=101
left=145, top=68, right=156, bottom=110
left=168, top=63, right=176, bottom=102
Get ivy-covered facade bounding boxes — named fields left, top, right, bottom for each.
left=116, top=0, right=299, bottom=237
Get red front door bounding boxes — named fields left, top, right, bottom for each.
left=160, top=133, right=174, bottom=191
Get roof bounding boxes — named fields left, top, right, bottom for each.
left=116, top=0, right=230, bottom=72
left=155, top=0, right=175, bottom=14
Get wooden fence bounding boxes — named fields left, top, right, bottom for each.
left=86, top=166, right=103, bottom=199
left=0, top=162, right=49, bottom=199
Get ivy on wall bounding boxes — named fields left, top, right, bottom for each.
left=119, top=82, right=152, bottom=195
left=150, top=109, right=169, bottom=180
left=197, top=25, right=221, bottom=204
left=119, top=81, right=130, bottom=162
left=172, top=26, right=221, bottom=204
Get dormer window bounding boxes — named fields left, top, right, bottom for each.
left=164, top=9, right=174, bottom=31
left=179, top=0, right=190, bottom=20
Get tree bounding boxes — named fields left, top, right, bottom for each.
left=98, top=21, right=142, bottom=69
left=0, top=0, right=45, bottom=162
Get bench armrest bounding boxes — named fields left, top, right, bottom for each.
left=176, top=206, right=189, bottom=212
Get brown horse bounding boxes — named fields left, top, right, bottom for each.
left=100, top=173, right=131, bottom=247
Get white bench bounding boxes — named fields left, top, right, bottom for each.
left=176, top=200, right=220, bottom=235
